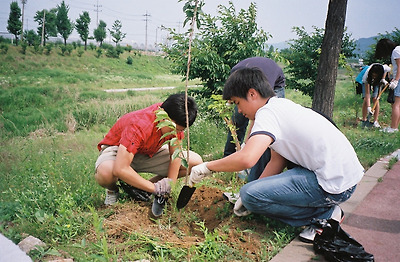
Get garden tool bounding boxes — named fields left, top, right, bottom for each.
left=176, top=185, right=196, bottom=209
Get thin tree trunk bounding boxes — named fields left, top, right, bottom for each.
left=312, top=0, right=347, bottom=118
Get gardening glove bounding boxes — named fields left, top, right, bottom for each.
left=154, top=178, right=172, bottom=196
left=380, top=79, right=388, bottom=86
left=233, top=196, right=251, bottom=217
left=367, top=106, right=373, bottom=115
left=188, top=162, right=211, bottom=187
left=389, top=80, right=398, bottom=90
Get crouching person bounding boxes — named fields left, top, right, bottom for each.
left=95, top=93, right=203, bottom=217
left=189, top=68, right=364, bottom=242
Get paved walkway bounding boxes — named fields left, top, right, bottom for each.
left=271, top=149, right=400, bottom=262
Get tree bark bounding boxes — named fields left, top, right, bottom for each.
left=312, top=0, right=347, bottom=118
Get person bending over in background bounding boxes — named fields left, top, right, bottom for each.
left=375, top=38, right=400, bottom=133
left=95, top=93, right=202, bottom=217
left=223, top=57, right=286, bottom=158
left=189, top=68, right=364, bottom=243
left=355, top=63, right=391, bottom=128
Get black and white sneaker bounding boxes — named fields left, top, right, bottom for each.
left=222, top=192, right=240, bottom=204
left=151, top=195, right=167, bottom=217
left=299, top=205, right=344, bottom=243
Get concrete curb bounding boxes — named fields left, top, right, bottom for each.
left=270, top=149, right=400, bottom=262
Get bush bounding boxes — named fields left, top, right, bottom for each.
left=0, top=43, right=8, bottom=54
left=105, top=46, right=119, bottom=58
left=44, top=43, right=53, bottom=55
left=95, top=48, right=102, bottom=58
left=89, top=43, right=96, bottom=50
left=77, top=48, right=84, bottom=57
left=126, top=56, right=133, bottom=65
left=20, top=42, right=28, bottom=54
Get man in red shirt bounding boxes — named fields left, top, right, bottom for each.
left=95, top=93, right=202, bottom=216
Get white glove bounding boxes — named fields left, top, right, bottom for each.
left=233, top=196, right=251, bottom=217
left=188, top=162, right=211, bottom=187
left=367, top=106, right=373, bottom=115
left=154, top=178, right=172, bottom=196
left=380, top=79, right=388, bottom=86
left=389, top=80, right=398, bottom=90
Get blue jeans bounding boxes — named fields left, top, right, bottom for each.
left=240, top=167, right=356, bottom=227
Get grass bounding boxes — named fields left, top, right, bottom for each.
left=1, top=44, right=399, bottom=261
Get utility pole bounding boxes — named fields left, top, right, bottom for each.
left=94, top=0, right=102, bottom=27
left=143, top=11, right=151, bottom=52
left=20, top=0, right=27, bottom=42
left=40, top=10, right=45, bottom=46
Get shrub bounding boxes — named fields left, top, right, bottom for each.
left=20, top=42, right=28, bottom=54
left=44, top=43, right=53, bottom=55
left=126, top=56, right=133, bottom=65
left=0, top=43, right=8, bottom=54
left=95, top=48, right=102, bottom=58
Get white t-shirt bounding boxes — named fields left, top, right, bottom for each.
left=250, top=97, right=364, bottom=194
left=391, top=46, right=400, bottom=79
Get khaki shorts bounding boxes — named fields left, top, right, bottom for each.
left=95, top=145, right=190, bottom=177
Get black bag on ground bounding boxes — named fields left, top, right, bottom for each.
left=118, top=180, right=151, bottom=202
left=387, top=89, right=395, bottom=104
left=313, top=219, right=374, bottom=262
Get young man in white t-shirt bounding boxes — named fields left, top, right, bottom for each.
left=189, top=67, right=365, bottom=242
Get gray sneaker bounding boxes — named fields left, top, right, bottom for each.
left=299, top=205, right=344, bottom=243
left=104, top=189, right=119, bottom=205
left=151, top=195, right=167, bottom=217
left=299, top=226, right=323, bottom=243
left=222, top=192, right=240, bottom=204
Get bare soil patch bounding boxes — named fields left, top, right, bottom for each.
left=94, top=186, right=291, bottom=261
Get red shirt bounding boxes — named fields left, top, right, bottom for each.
left=97, top=103, right=184, bottom=157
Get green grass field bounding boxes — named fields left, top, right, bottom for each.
left=0, top=44, right=399, bottom=261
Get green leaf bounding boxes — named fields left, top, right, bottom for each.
left=181, top=158, right=188, bottom=168
left=172, top=147, right=182, bottom=160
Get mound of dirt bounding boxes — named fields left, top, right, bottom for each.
left=98, top=186, right=282, bottom=260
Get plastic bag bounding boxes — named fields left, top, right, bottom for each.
left=313, top=219, right=374, bottom=262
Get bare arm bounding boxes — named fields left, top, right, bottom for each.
left=395, top=59, right=400, bottom=81
left=113, top=145, right=156, bottom=193
left=259, top=149, right=287, bottom=179
left=166, top=141, right=183, bottom=181
left=364, top=83, right=371, bottom=107
left=207, top=134, right=272, bottom=172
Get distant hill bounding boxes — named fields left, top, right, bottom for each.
left=354, top=36, right=377, bottom=58
left=268, top=36, right=378, bottom=58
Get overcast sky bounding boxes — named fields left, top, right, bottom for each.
left=0, top=0, right=398, bottom=48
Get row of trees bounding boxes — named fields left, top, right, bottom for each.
left=7, top=1, right=126, bottom=49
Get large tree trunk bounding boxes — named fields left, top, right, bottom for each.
left=312, top=0, right=347, bottom=119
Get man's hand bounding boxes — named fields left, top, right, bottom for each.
left=154, top=178, right=172, bottom=196
left=367, top=106, right=373, bottom=115
left=389, top=80, right=398, bottom=90
left=188, top=162, right=211, bottom=187
left=233, top=197, right=251, bottom=216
